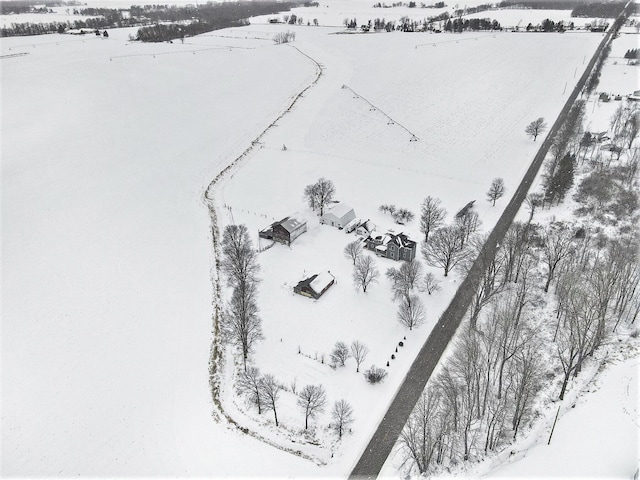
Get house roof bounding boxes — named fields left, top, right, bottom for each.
left=279, top=213, right=306, bottom=233
left=309, top=272, right=334, bottom=294
left=323, top=203, right=354, bottom=219
left=392, top=232, right=416, bottom=249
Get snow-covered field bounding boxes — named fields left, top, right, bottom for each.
left=1, top=5, right=637, bottom=478
left=1, top=27, right=318, bottom=477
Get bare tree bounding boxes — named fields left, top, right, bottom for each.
left=422, top=226, right=469, bottom=277
left=260, top=374, right=282, bottom=426
left=386, top=259, right=423, bottom=302
left=237, top=366, right=263, bottom=414
left=304, top=177, right=336, bottom=216
left=398, top=294, right=426, bottom=330
left=541, top=224, right=575, bottom=293
left=331, top=399, right=354, bottom=438
left=297, top=384, right=327, bottom=429
left=353, top=255, right=379, bottom=292
left=350, top=340, right=369, bottom=373
left=486, top=178, right=506, bottom=206
left=525, top=117, right=547, bottom=141
left=221, top=224, right=260, bottom=288
left=344, top=240, right=363, bottom=265
left=524, top=192, right=543, bottom=223
left=454, top=210, right=481, bottom=248
left=331, top=341, right=351, bottom=366
left=393, top=208, right=415, bottom=224
left=510, top=342, right=543, bottom=438
left=460, top=234, right=507, bottom=329
left=399, top=391, right=441, bottom=474
left=222, top=282, right=263, bottom=371
left=421, top=272, right=442, bottom=295
left=420, top=196, right=447, bottom=243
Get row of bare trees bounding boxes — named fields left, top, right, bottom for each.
left=220, top=224, right=263, bottom=371
left=237, top=366, right=354, bottom=436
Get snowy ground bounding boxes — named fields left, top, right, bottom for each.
left=212, top=22, right=604, bottom=475
left=1, top=6, right=636, bottom=479
left=1, top=27, right=318, bottom=477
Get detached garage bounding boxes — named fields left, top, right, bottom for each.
left=320, top=203, right=356, bottom=229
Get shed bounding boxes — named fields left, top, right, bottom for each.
left=320, top=203, right=356, bottom=229
left=294, top=272, right=335, bottom=299
left=259, top=213, right=307, bottom=246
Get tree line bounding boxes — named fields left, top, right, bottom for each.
left=399, top=68, right=639, bottom=476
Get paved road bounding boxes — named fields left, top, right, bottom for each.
left=349, top=17, right=624, bottom=479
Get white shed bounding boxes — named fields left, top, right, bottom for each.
left=320, top=203, right=356, bottom=229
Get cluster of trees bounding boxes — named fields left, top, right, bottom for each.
left=624, top=48, right=639, bottom=62
left=379, top=204, right=415, bottom=224
left=540, top=101, right=586, bottom=206
left=571, top=1, right=626, bottom=18
left=387, top=260, right=426, bottom=330
left=401, top=214, right=639, bottom=474
left=237, top=366, right=355, bottom=436
left=273, top=30, right=296, bottom=44
left=497, top=0, right=625, bottom=18
left=420, top=200, right=480, bottom=277
left=220, top=224, right=262, bottom=371
left=135, top=1, right=294, bottom=42
left=443, top=17, right=501, bottom=32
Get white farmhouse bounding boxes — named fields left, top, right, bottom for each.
left=320, top=203, right=356, bottom=229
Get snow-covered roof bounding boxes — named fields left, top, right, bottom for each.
left=323, top=203, right=354, bottom=219
left=309, top=272, right=334, bottom=294
left=280, top=213, right=306, bottom=233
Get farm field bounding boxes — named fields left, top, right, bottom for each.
left=1, top=5, right=636, bottom=479
left=213, top=23, right=605, bottom=474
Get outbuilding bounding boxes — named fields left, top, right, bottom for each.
left=259, top=213, right=307, bottom=246
left=320, top=203, right=356, bottom=229
left=294, top=272, right=335, bottom=299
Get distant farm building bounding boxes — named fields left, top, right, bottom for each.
left=294, top=272, right=335, bottom=299
left=259, top=213, right=307, bottom=246
left=356, top=219, right=376, bottom=237
left=365, top=232, right=417, bottom=261
left=320, top=203, right=356, bottom=229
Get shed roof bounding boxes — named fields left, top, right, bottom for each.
left=309, top=272, right=334, bottom=294
left=324, top=203, right=354, bottom=219
left=279, top=213, right=306, bottom=233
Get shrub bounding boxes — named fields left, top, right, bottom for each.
left=364, top=365, right=388, bottom=384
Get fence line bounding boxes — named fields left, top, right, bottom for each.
left=341, top=84, right=419, bottom=142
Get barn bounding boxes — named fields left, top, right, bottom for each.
left=320, top=203, right=356, bottom=229
left=259, top=213, right=307, bottom=246
left=294, top=272, right=335, bottom=299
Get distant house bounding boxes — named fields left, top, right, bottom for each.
left=628, top=90, right=640, bottom=101
left=365, top=232, right=417, bottom=261
left=356, top=219, right=376, bottom=237
left=320, top=203, right=356, bottom=229
left=259, top=213, right=307, bottom=246
left=294, top=272, right=335, bottom=299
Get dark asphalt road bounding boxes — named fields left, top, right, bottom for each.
left=349, top=20, right=622, bottom=479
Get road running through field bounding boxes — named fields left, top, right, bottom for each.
left=349, top=16, right=622, bottom=479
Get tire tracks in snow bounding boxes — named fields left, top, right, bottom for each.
left=202, top=44, right=326, bottom=465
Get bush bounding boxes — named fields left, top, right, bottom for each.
left=364, top=365, right=388, bottom=384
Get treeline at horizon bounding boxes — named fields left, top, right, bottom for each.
left=497, top=0, right=628, bottom=18
left=0, top=1, right=297, bottom=38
